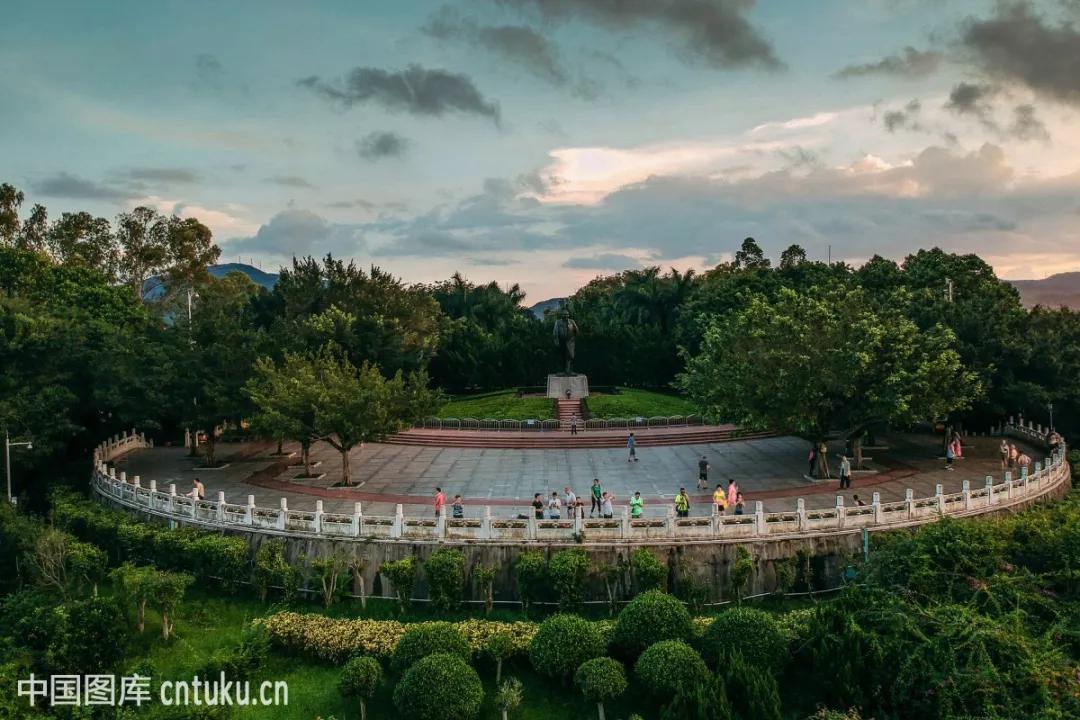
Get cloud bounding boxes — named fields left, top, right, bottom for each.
left=1009, top=104, right=1049, bottom=142
left=323, top=198, right=379, bottom=210
left=563, top=253, right=643, bottom=269
left=495, top=0, right=782, bottom=70
left=835, top=46, right=943, bottom=79
left=961, top=1, right=1080, bottom=104
left=424, top=7, right=601, bottom=97
left=264, top=175, right=314, bottom=188
left=356, top=131, right=410, bottom=159
left=126, top=167, right=200, bottom=184
left=883, top=99, right=923, bottom=133
left=33, top=172, right=133, bottom=201
left=195, top=54, right=223, bottom=85
left=298, top=64, right=500, bottom=122
left=225, top=209, right=365, bottom=257
left=944, top=81, right=999, bottom=126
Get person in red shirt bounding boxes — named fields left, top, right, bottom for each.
left=434, top=487, right=446, bottom=517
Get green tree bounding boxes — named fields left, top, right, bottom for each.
left=495, top=677, right=523, bottom=720
left=392, top=653, right=484, bottom=720
left=246, top=352, right=321, bottom=476
left=484, top=632, right=515, bottom=684
left=733, top=237, right=770, bottom=270
left=575, top=657, right=627, bottom=720
left=0, top=184, right=25, bottom=245
left=549, top=548, right=588, bottom=611
left=151, top=570, right=193, bottom=641
left=679, top=286, right=981, bottom=467
left=45, top=211, right=119, bottom=279
left=112, top=563, right=155, bottom=633
left=425, top=548, right=466, bottom=611
left=380, top=556, right=417, bottom=612
left=339, top=655, right=381, bottom=720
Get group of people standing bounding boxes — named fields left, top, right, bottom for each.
left=999, top=440, right=1032, bottom=472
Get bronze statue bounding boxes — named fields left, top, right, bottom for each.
left=553, top=309, right=579, bottom=375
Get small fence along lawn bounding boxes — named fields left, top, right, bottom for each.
left=436, top=388, right=699, bottom=421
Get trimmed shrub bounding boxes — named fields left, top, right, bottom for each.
left=381, top=556, right=417, bottom=611
left=699, top=607, right=788, bottom=672
left=575, top=657, right=628, bottom=718
left=549, top=548, right=588, bottom=610
left=529, top=613, right=604, bottom=680
left=721, top=649, right=782, bottom=720
left=340, top=656, right=381, bottom=720
left=614, top=590, right=692, bottom=656
left=515, top=550, right=547, bottom=613
left=634, top=640, right=710, bottom=698
left=425, top=548, right=465, bottom=611
left=728, top=546, right=756, bottom=601
left=391, top=622, right=471, bottom=672
left=661, top=677, right=733, bottom=720
left=392, top=653, right=483, bottom=720
left=199, top=623, right=270, bottom=681
left=61, top=596, right=130, bottom=673
left=632, top=548, right=667, bottom=592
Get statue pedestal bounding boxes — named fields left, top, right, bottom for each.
left=547, top=374, right=589, bottom=399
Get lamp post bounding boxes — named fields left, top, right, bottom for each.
left=5, top=429, right=33, bottom=504
left=1048, top=402, right=1054, bottom=431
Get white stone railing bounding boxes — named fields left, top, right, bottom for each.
left=91, top=423, right=1070, bottom=544
left=92, top=429, right=153, bottom=465
left=417, top=415, right=708, bottom=431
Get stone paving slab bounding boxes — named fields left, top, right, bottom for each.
left=113, top=433, right=1039, bottom=519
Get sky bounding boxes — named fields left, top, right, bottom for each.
left=3, top=0, right=1080, bottom=301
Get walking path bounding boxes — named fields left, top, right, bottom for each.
left=112, top=432, right=1037, bottom=518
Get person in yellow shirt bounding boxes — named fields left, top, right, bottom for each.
left=712, top=483, right=727, bottom=514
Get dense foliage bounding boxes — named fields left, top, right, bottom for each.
left=699, top=607, right=788, bottom=672
left=529, top=613, right=605, bottom=679
left=634, top=640, right=710, bottom=698
left=614, top=589, right=693, bottom=656
left=390, top=622, right=471, bottom=672
left=391, top=652, right=484, bottom=720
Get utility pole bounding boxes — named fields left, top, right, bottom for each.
left=5, top=429, right=33, bottom=504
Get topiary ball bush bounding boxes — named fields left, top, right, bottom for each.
left=575, top=656, right=628, bottom=702
left=614, top=590, right=692, bottom=656
left=529, top=613, right=604, bottom=679
left=391, top=622, right=471, bottom=672
left=339, top=655, right=382, bottom=700
left=634, top=640, right=710, bottom=698
left=699, top=606, right=788, bottom=672
left=393, top=653, right=483, bottom=720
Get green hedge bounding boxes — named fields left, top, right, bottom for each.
left=614, top=590, right=692, bottom=656
left=393, top=653, right=483, bottom=720
left=529, top=613, right=604, bottom=679
left=634, top=640, right=710, bottom=698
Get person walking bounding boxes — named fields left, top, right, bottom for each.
left=548, top=491, right=562, bottom=519
left=1008, top=443, right=1019, bottom=469
left=570, top=414, right=579, bottom=436
left=589, top=478, right=603, bottom=517
left=944, top=443, right=955, bottom=471
left=629, top=491, right=644, bottom=518
left=950, top=432, right=963, bottom=459
left=817, top=440, right=831, bottom=479
left=434, top=487, right=446, bottom=517
left=999, top=439, right=1010, bottom=470
left=451, top=494, right=464, bottom=519
left=712, top=483, right=727, bottom=515
left=838, top=455, right=852, bottom=490
left=726, top=478, right=739, bottom=508
left=697, top=455, right=710, bottom=490
left=531, top=493, right=544, bottom=519
left=627, top=433, right=638, bottom=462
left=599, top=491, right=615, bottom=519
left=808, top=444, right=818, bottom=477
left=674, top=487, right=690, bottom=518
left=186, top=477, right=205, bottom=500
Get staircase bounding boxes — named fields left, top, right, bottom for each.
left=556, top=399, right=582, bottom=429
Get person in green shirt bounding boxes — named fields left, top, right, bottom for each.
left=589, top=478, right=603, bottom=518
left=674, top=487, right=690, bottom=518
left=629, top=491, right=644, bottom=518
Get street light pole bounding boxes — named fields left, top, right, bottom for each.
left=1048, top=402, right=1054, bottom=431
left=5, top=429, right=33, bottom=504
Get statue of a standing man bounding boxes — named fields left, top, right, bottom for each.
left=553, top=309, right=579, bottom=376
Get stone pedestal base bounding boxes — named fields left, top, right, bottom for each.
left=547, top=374, right=589, bottom=399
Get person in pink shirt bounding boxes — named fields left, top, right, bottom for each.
left=434, top=487, right=446, bottom=517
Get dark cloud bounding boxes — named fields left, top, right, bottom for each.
left=944, top=82, right=999, bottom=126
left=1009, top=104, right=1050, bottom=142
left=323, top=198, right=379, bottom=210
left=264, top=175, right=314, bottom=188
left=298, top=65, right=500, bottom=122
left=424, top=8, right=600, bottom=97
left=195, top=54, right=223, bottom=83
left=126, top=167, right=200, bottom=184
left=563, top=253, right=643, bottom=270
left=495, top=0, right=782, bottom=70
left=883, top=99, right=923, bottom=133
left=961, top=1, right=1080, bottom=104
left=356, top=131, right=410, bottom=159
left=834, top=46, right=943, bottom=79
left=226, top=209, right=365, bottom=257
left=33, top=173, right=132, bottom=201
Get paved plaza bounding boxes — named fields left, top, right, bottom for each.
left=112, top=433, right=1038, bottom=518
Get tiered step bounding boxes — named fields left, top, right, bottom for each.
left=555, top=399, right=582, bottom=429
left=383, top=426, right=774, bottom=449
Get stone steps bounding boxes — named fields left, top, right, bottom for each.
left=384, top=427, right=774, bottom=449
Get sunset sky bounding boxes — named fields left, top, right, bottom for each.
left=3, top=0, right=1080, bottom=299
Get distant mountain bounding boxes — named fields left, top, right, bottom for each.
left=529, top=297, right=565, bottom=318
left=1009, top=273, right=1080, bottom=309
left=209, top=263, right=279, bottom=290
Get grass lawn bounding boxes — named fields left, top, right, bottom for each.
left=586, top=388, right=698, bottom=419
left=437, top=388, right=700, bottom=421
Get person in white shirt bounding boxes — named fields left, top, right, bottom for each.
left=548, top=492, right=562, bottom=519
left=564, top=487, right=578, bottom=518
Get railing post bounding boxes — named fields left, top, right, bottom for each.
left=711, top=505, right=720, bottom=536
left=985, top=475, right=994, bottom=504
left=905, top=488, right=915, bottom=518
left=835, top=496, right=845, bottom=529
left=1005, top=471, right=1013, bottom=499
left=872, top=492, right=882, bottom=523
left=482, top=506, right=492, bottom=540
left=621, top=506, right=630, bottom=538
left=217, top=491, right=226, bottom=521
left=277, top=498, right=287, bottom=531
left=169, top=483, right=176, bottom=514
left=935, top=484, right=944, bottom=514
left=147, top=479, right=155, bottom=493
left=392, top=504, right=403, bottom=538
left=796, top=498, right=806, bottom=530
left=314, top=500, right=324, bottom=535
left=666, top=506, right=676, bottom=538
left=754, top=501, right=766, bottom=535
left=352, top=502, right=362, bottom=537
left=246, top=495, right=255, bottom=525
left=120, top=471, right=127, bottom=484
left=527, top=514, right=537, bottom=541
left=962, top=480, right=971, bottom=510
left=574, top=505, right=584, bottom=535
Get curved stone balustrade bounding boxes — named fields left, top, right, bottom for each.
left=91, top=423, right=1070, bottom=545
